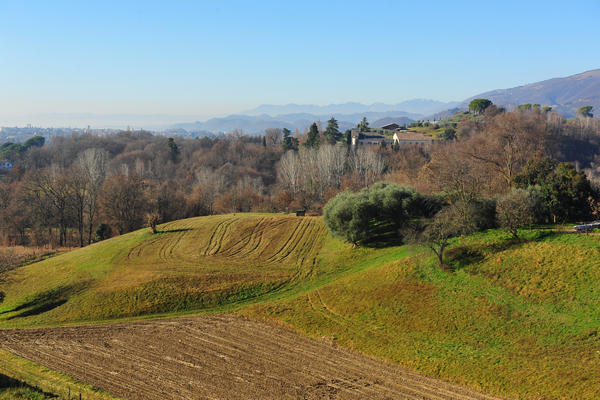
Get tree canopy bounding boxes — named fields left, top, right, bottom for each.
left=167, top=137, right=179, bottom=161
left=468, top=99, right=493, bottom=114
left=282, top=128, right=299, bottom=151
left=323, top=117, right=342, bottom=144
left=514, top=157, right=595, bottom=223
left=415, top=202, right=477, bottom=266
left=324, top=182, right=437, bottom=247
left=0, top=136, right=45, bottom=159
left=358, top=117, right=369, bottom=132
left=496, top=188, right=536, bottom=238
left=304, top=123, right=320, bottom=148
left=577, top=105, right=594, bottom=118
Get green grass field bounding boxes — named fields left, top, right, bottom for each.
left=1, top=213, right=599, bottom=398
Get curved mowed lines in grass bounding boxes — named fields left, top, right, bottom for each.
left=203, top=216, right=239, bottom=256
left=294, top=221, right=327, bottom=268
left=218, top=217, right=266, bottom=258
left=263, top=218, right=311, bottom=263
left=127, top=236, right=162, bottom=261
left=200, top=217, right=229, bottom=256
left=210, top=216, right=241, bottom=255
left=161, top=228, right=193, bottom=264
left=0, top=214, right=334, bottom=327
left=306, top=288, right=393, bottom=352
left=271, top=219, right=326, bottom=269
left=240, top=217, right=291, bottom=259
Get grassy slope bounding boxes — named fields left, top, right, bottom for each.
left=0, top=213, right=402, bottom=327
left=243, top=229, right=600, bottom=399
left=2, top=214, right=600, bottom=398
left=0, top=214, right=331, bottom=326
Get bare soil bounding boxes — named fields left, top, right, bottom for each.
left=0, top=315, right=504, bottom=400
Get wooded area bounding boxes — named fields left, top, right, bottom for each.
left=1, top=107, right=599, bottom=248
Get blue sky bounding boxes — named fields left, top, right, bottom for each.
left=1, top=0, right=599, bottom=125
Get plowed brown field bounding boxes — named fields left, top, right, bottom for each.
left=0, top=315, right=504, bottom=400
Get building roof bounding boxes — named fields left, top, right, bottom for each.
left=393, top=132, right=434, bottom=141
left=360, top=134, right=388, bottom=140
left=380, top=123, right=401, bottom=130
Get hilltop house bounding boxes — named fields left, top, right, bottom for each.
left=392, top=132, right=434, bottom=147
left=0, top=160, right=13, bottom=171
left=350, top=129, right=393, bottom=146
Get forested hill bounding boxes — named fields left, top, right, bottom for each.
left=462, top=69, right=600, bottom=117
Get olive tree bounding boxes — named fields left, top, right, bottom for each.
left=324, top=182, right=422, bottom=247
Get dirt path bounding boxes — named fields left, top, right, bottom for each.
left=0, top=315, right=505, bottom=400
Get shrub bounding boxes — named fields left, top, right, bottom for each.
left=94, top=223, right=112, bottom=241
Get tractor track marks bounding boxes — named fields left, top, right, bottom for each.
left=202, top=216, right=239, bottom=256
left=220, top=217, right=268, bottom=258
left=0, top=315, right=504, bottom=400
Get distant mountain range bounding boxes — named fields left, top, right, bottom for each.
left=170, top=69, right=600, bottom=135
left=5, top=70, right=598, bottom=135
left=243, top=100, right=459, bottom=117
left=172, top=111, right=420, bottom=135
left=170, top=100, right=459, bottom=135
left=462, top=69, right=600, bottom=117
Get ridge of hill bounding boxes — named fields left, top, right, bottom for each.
left=462, top=69, right=600, bottom=117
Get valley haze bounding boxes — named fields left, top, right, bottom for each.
left=3, top=69, right=599, bottom=135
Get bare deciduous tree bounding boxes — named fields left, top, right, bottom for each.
left=100, top=174, right=149, bottom=235
left=265, top=128, right=283, bottom=146
left=496, top=189, right=535, bottom=239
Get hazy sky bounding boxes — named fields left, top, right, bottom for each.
left=1, top=0, right=599, bottom=126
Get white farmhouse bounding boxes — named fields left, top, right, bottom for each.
left=392, top=132, right=434, bottom=146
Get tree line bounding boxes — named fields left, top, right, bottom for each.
left=324, top=103, right=600, bottom=265
left=1, top=104, right=599, bottom=248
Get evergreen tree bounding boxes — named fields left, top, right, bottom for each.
left=323, top=117, right=342, bottom=144
left=358, top=117, right=369, bottom=132
left=282, top=128, right=299, bottom=151
left=514, top=157, right=596, bottom=223
left=304, top=122, right=320, bottom=148
left=167, top=138, right=179, bottom=161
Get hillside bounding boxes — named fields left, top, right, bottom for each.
left=2, top=214, right=600, bottom=398
left=0, top=214, right=333, bottom=327
left=463, top=69, right=600, bottom=117
left=244, top=228, right=600, bottom=399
